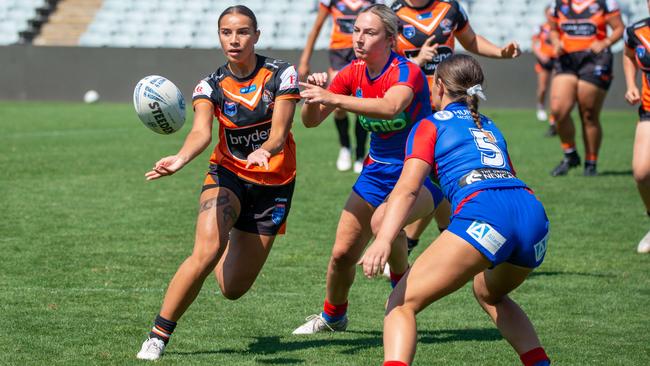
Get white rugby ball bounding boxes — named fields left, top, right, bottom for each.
left=133, top=75, right=186, bottom=134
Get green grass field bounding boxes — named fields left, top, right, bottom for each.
left=1, top=101, right=648, bottom=365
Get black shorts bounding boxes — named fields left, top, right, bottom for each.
left=535, top=57, right=555, bottom=73
left=554, top=50, right=613, bottom=90
left=329, top=48, right=356, bottom=71
left=640, top=106, right=650, bottom=122
left=202, top=165, right=295, bottom=236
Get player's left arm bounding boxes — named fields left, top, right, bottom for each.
left=591, top=11, right=624, bottom=54
left=456, top=25, right=521, bottom=59
left=301, top=83, right=414, bottom=120
left=246, top=98, right=297, bottom=170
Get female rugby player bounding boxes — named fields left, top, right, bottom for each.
left=299, top=1, right=385, bottom=173
left=548, top=0, right=624, bottom=176
left=136, top=6, right=300, bottom=360
left=292, top=4, right=445, bottom=335
left=390, top=0, right=520, bottom=254
left=532, top=6, right=559, bottom=136
left=623, top=1, right=650, bottom=253
left=360, top=55, right=550, bottom=366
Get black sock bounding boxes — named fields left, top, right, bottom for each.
left=565, top=150, right=579, bottom=160
left=585, top=160, right=597, bottom=167
left=438, top=226, right=447, bottom=233
left=334, top=116, right=350, bottom=148
left=406, top=237, right=419, bottom=255
left=149, top=314, right=177, bottom=344
left=354, top=116, right=368, bottom=160
left=646, top=210, right=650, bottom=218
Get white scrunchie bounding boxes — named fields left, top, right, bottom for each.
left=466, top=84, right=487, bottom=101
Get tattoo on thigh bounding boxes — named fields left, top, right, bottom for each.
left=222, top=205, right=238, bottom=225
left=199, top=194, right=231, bottom=214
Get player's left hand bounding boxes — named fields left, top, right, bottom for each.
left=299, top=82, right=336, bottom=105
left=358, top=240, right=392, bottom=278
left=501, top=42, right=521, bottom=59
left=246, top=148, right=271, bottom=170
left=590, top=40, right=609, bottom=54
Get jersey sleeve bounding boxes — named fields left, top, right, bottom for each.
left=319, top=0, right=332, bottom=11
left=549, top=0, right=559, bottom=22
left=405, top=118, right=437, bottom=166
left=328, top=64, right=353, bottom=95
left=453, top=0, right=470, bottom=32
left=274, top=64, right=301, bottom=100
left=192, top=78, right=216, bottom=108
left=603, top=0, right=620, bottom=17
left=392, top=62, right=425, bottom=93
left=624, top=25, right=637, bottom=49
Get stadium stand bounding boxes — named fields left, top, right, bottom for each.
left=0, top=0, right=647, bottom=50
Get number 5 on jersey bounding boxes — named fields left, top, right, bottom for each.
left=470, top=128, right=505, bottom=168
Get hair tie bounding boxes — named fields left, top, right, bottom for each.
left=466, top=84, right=487, bottom=101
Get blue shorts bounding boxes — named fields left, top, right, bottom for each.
left=448, top=188, right=549, bottom=268
left=352, top=160, right=444, bottom=209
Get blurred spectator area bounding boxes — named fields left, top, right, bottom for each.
left=0, top=0, right=647, bottom=51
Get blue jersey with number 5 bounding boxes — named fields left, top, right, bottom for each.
left=405, top=102, right=527, bottom=210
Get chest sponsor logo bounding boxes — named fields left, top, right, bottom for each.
left=359, top=113, right=408, bottom=133
left=225, top=122, right=271, bottom=160
left=417, top=12, right=433, bottom=20
left=403, top=24, right=416, bottom=39
left=423, top=46, right=453, bottom=73
left=239, top=84, right=257, bottom=94
left=466, top=221, right=507, bottom=256
left=224, top=101, right=237, bottom=117
left=561, top=22, right=597, bottom=37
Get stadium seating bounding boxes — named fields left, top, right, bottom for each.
left=1, top=0, right=648, bottom=50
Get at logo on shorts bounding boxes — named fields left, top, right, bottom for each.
left=534, top=233, right=548, bottom=262
left=466, top=221, right=506, bottom=255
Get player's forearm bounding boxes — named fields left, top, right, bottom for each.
left=374, top=185, right=419, bottom=244
left=177, top=130, right=212, bottom=162
left=300, top=31, right=319, bottom=66
left=622, top=53, right=639, bottom=89
left=301, top=102, right=325, bottom=127
left=333, top=94, right=402, bottom=120
left=471, top=35, right=505, bottom=58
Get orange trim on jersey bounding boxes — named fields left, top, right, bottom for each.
left=604, top=9, right=620, bottom=19
left=275, top=94, right=301, bottom=101
left=556, top=0, right=613, bottom=53
left=220, top=69, right=273, bottom=111
left=398, top=2, right=451, bottom=35
left=192, top=98, right=213, bottom=108
left=643, top=73, right=650, bottom=112
left=634, top=27, right=650, bottom=51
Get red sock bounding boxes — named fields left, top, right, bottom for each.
left=520, top=347, right=550, bottom=366
left=384, top=361, right=408, bottom=366
left=322, top=300, right=348, bottom=322
left=585, top=153, right=598, bottom=162
left=390, top=268, right=407, bottom=288
left=560, top=142, right=576, bottom=154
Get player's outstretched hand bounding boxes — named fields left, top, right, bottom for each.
left=305, top=72, right=328, bottom=87
left=625, top=87, right=641, bottom=105
left=501, top=42, right=521, bottom=58
left=300, top=81, right=336, bottom=105
left=358, top=240, right=392, bottom=278
left=246, top=148, right=271, bottom=170
left=145, top=155, right=187, bottom=180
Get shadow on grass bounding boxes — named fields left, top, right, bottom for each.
left=168, top=328, right=501, bottom=360
left=530, top=270, right=608, bottom=278
left=597, top=170, right=632, bottom=176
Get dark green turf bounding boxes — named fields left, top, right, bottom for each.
left=0, top=102, right=648, bottom=365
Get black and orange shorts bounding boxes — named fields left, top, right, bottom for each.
left=202, top=165, right=295, bottom=236
left=535, top=57, right=555, bottom=73
left=639, top=106, right=650, bottom=122
left=554, top=50, right=613, bottom=90
left=329, top=48, right=356, bottom=72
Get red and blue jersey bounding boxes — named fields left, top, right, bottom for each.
left=329, top=51, right=432, bottom=164
left=405, top=102, right=527, bottom=209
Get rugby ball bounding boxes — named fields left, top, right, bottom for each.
left=133, top=75, right=186, bottom=134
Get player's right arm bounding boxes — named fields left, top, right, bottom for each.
left=299, top=4, right=330, bottom=80
left=623, top=36, right=640, bottom=105
left=145, top=102, right=213, bottom=180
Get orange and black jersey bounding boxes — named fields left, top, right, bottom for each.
left=320, top=0, right=384, bottom=49
left=392, top=0, right=469, bottom=77
left=192, top=55, right=300, bottom=186
left=550, top=0, right=620, bottom=53
left=625, top=18, right=650, bottom=112
left=532, top=22, right=557, bottom=59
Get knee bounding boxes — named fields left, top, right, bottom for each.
left=634, top=168, right=650, bottom=186
left=220, top=286, right=248, bottom=301
left=330, top=246, right=358, bottom=269
left=580, top=109, right=600, bottom=125
left=472, top=279, right=504, bottom=306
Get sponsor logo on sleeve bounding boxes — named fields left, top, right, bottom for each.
left=193, top=80, right=213, bottom=99
left=279, top=66, right=299, bottom=91
left=466, top=221, right=507, bottom=256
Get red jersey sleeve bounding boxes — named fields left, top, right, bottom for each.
left=328, top=64, right=353, bottom=95
left=391, top=61, right=425, bottom=93
left=405, top=118, right=437, bottom=167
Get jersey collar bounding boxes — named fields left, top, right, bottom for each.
left=365, top=51, right=397, bottom=81
left=444, top=101, right=468, bottom=111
